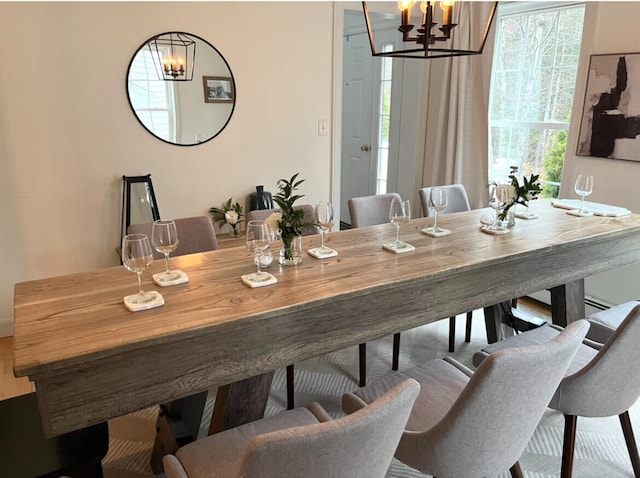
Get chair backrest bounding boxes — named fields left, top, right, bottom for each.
left=419, top=184, right=471, bottom=218
left=348, top=193, right=401, bottom=228
left=238, top=378, right=420, bottom=478
left=552, top=304, right=640, bottom=417
left=127, top=215, right=218, bottom=260
left=396, top=320, right=588, bottom=478
left=246, top=205, right=318, bottom=236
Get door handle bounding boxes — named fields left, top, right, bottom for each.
left=360, top=145, right=370, bottom=152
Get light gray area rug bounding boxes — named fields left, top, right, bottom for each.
left=103, top=312, right=638, bottom=477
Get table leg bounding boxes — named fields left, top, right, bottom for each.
left=483, top=302, right=513, bottom=344
left=550, top=280, right=585, bottom=327
left=208, top=371, right=274, bottom=435
left=150, top=392, right=207, bottom=473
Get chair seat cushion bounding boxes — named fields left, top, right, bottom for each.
left=473, top=325, right=598, bottom=377
left=174, top=407, right=320, bottom=478
left=587, top=301, right=640, bottom=343
left=351, top=358, right=470, bottom=432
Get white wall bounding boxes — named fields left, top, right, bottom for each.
left=561, top=2, right=640, bottom=306
left=0, top=2, right=334, bottom=335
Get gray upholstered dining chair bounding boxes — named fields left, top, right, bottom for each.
left=419, top=184, right=476, bottom=353
left=473, top=305, right=640, bottom=478
left=585, top=299, right=640, bottom=343
left=127, top=215, right=218, bottom=260
left=246, top=204, right=318, bottom=235
left=342, top=320, right=589, bottom=478
left=347, top=192, right=402, bottom=385
left=162, top=378, right=420, bottom=478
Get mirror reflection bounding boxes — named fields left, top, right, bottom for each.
left=127, top=32, right=236, bottom=146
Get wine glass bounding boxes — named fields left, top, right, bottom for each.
left=245, top=220, right=274, bottom=282
left=315, top=201, right=334, bottom=254
left=487, top=184, right=509, bottom=231
left=121, top=234, right=156, bottom=304
left=426, top=188, right=448, bottom=233
left=574, top=174, right=594, bottom=216
left=151, top=220, right=180, bottom=282
left=388, top=197, right=411, bottom=249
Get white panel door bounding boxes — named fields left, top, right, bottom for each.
left=341, top=32, right=374, bottom=225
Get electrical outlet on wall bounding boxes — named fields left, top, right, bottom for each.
left=318, top=119, right=329, bottom=136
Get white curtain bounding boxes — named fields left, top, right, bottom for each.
left=420, top=2, right=497, bottom=209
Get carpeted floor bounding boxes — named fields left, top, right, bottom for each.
left=102, top=311, right=638, bottom=477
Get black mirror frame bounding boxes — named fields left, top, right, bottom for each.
left=126, top=31, right=236, bottom=147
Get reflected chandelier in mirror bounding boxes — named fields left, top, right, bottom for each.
left=126, top=31, right=236, bottom=146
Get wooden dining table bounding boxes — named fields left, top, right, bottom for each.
left=13, top=199, right=640, bottom=442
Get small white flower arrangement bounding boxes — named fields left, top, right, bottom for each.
left=209, top=198, right=244, bottom=236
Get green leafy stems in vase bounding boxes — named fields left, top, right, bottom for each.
left=272, top=173, right=316, bottom=265
left=209, top=198, right=244, bottom=237
left=492, top=166, right=542, bottom=222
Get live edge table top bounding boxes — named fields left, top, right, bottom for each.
left=13, top=199, right=640, bottom=436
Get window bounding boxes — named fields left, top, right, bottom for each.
left=375, top=44, right=394, bottom=194
left=128, top=47, right=177, bottom=142
left=488, top=2, right=585, bottom=197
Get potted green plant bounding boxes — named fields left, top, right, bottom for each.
left=209, top=198, right=244, bottom=237
left=492, top=166, right=542, bottom=225
left=272, top=173, right=315, bottom=265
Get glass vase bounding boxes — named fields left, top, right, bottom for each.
left=229, top=225, right=241, bottom=238
left=279, top=235, right=303, bottom=266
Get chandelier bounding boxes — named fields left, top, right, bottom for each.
left=147, top=32, right=196, bottom=81
left=362, top=1, right=497, bottom=59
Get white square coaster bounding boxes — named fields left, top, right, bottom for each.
left=308, top=247, right=338, bottom=259
left=382, top=242, right=416, bottom=254
left=480, top=225, right=510, bottom=235
left=421, top=228, right=451, bottom=238
left=241, top=272, right=278, bottom=288
left=152, top=270, right=189, bottom=287
left=123, top=291, right=165, bottom=312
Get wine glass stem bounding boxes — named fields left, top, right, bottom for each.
left=321, top=231, right=326, bottom=249
left=395, top=224, right=400, bottom=244
left=256, top=253, right=262, bottom=275
left=580, top=195, right=585, bottom=213
left=164, top=253, right=170, bottom=273
left=137, top=272, right=144, bottom=296
left=433, top=212, right=438, bottom=230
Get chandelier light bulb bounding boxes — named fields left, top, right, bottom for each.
left=397, top=0, right=416, bottom=12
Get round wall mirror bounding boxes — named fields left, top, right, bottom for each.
left=126, top=31, right=236, bottom=146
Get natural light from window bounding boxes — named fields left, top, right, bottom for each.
left=376, top=44, right=394, bottom=195
left=128, top=48, right=177, bottom=142
left=488, top=2, right=585, bottom=198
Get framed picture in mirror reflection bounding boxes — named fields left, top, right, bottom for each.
left=203, top=76, right=234, bottom=103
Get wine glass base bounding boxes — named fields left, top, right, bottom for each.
left=152, top=270, right=189, bottom=287
left=567, top=209, right=593, bottom=217
left=241, top=272, right=278, bottom=288
left=308, top=247, right=338, bottom=259
left=123, top=291, right=164, bottom=312
left=382, top=242, right=415, bottom=254
left=421, top=227, right=451, bottom=238
left=480, top=225, right=510, bottom=235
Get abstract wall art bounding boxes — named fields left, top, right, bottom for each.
left=576, top=52, right=640, bottom=161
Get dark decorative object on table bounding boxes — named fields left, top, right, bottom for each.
left=249, top=185, right=274, bottom=211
